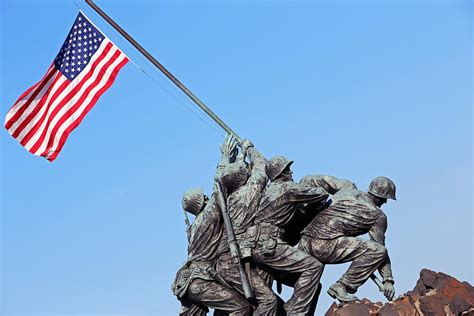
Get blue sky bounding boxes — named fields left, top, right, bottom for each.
left=1, top=0, right=472, bottom=315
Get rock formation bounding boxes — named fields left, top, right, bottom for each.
left=325, top=269, right=474, bottom=316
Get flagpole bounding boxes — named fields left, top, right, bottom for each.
left=85, top=0, right=241, bottom=142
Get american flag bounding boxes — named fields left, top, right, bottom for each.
left=4, top=12, right=128, bottom=162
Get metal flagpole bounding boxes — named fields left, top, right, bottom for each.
left=85, top=0, right=241, bottom=142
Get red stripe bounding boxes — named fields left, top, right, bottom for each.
left=19, top=77, right=70, bottom=146
left=39, top=48, right=121, bottom=157
left=5, top=66, right=57, bottom=130
left=12, top=73, right=63, bottom=139
left=29, top=42, right=114, bottom=154
left=40, top=50, right=123, bottom=158
left=47, top=56, right=128, bottom=161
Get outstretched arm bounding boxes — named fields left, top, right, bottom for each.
left=241, top=140, right=268, bottom=190
left=369, top=213, right=395, bottom=300
left=300, top=174, right=356, bottom=195
left=288, top=183, right=329, bottom=206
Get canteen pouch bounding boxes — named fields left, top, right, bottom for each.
left=257, top=223, right=279, bottom=257
left=239, top=225, right=259, bottom=259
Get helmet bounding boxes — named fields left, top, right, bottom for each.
left=368, top=177, right=396, bottom=200
left=221, top=162, right=249, bottom=193
left=265, top=156, right=294, bottom=181
left=182, top=188, right=205, bottom=215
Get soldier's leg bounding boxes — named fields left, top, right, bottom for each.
left=250, top=268, right=278, bottom=316
left=337, top=239, right=387, bottom=293
left=300, top=236, right=387, bottom=293
left=253, top=240, right=324, bottom=315
left=186, top=278, right=252, bottom=316
left=179, top=298, right=208, bottom=316
left=217, top=254, right=278, bottom=316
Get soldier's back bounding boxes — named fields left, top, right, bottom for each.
left=302, top=188, right=383, bottom=239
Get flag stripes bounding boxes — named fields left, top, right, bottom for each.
left=4, top=12, right=128, bottom=161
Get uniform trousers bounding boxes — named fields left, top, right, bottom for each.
left=180, top=278, right=252, bottom=316
left=299, top=235, right=387, bottom=293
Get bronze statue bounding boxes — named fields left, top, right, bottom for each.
left=216, top=140, right=279, bottom=315
left=249, top=156, right=329, bottom=314
left=171, top=136, right=252, bottom=315
left=298, top=175, right=396, bottom=303
left=172, top=138, right=398, bottom=314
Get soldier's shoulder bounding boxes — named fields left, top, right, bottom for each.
left=374, top=207, right=388, bottom=220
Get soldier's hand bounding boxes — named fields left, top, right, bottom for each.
left=382, top=281, right=395, bottom=301
left=220, top=134, right=238, bottom=156
left=239, top=139, right=254, bottom=154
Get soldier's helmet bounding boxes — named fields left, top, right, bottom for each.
left=221, top=162, right=249, bottom=193
left=368, top=176, right=397, bottom=200
left=265, top=156, right=294, bottom=181
left=182, top=188, right=205, bottom=215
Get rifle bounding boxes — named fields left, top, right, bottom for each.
left=370, top=273, right=385, bottom=293
left=215, top=180, right=255, bottom=300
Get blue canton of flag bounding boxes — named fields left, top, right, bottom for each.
left=54, top=12, right=104, bottom=80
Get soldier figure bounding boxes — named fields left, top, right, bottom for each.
left=250, top=156, right=329, bottom=315
left=171, top=136, right=252, bottom=316
left=298, top=175, right=396, bottom=303
left=216, top=140, right=279, bottom=316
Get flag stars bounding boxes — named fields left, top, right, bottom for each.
left=56, top=14, right=109, bottom=80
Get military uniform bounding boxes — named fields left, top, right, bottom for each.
left=251, top=176, right=329, bottom=315
left=298, top=175, right=394, bottom=293
left=172, top=189, right=251, bottom=315
left=216, top=147, right=278, bottom=316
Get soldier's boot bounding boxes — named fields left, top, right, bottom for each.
left=327, top=281, right=359, bottom=303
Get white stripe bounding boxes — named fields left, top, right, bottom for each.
left=16, top=75, right=68, bottom=143
left=7, top=70, right=58, bottom=135
left=4, top=65, right=55, bottom=125
left=31, top=41, right=119, bottom=154
left=45, top=53, right=127, bottom=158
left=24, top=40, right=113, bottom=151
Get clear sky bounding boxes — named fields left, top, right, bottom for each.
left=1, top=0, right=472, bottom=315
